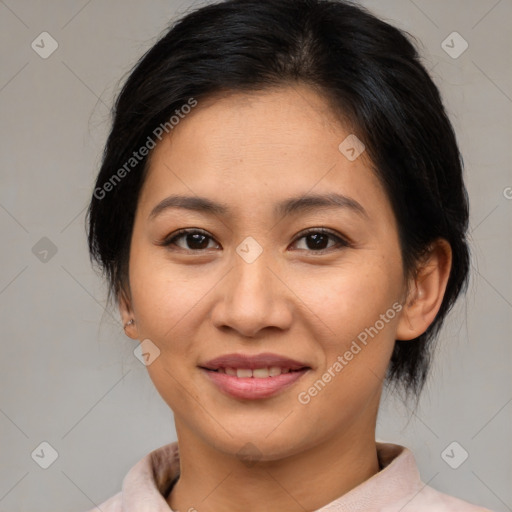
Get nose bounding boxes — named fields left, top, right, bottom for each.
left=211, top=251, right=293, bottom=339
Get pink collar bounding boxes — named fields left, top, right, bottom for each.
left=120, top=441, right=426, bottom=511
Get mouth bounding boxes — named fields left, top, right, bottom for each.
left=201, top=366, right=307, bottom=378
left=199, top=352, right=311, bottom=399
left=200, top=352, right=310, bottom=372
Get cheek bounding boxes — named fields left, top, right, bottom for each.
left=290, top=257, right=402, bottom=346
left=294, top=275, right=400, bottom=425
left=291, top=256, right=402, bottom=411
left=128, top=246, right=216, bottom=341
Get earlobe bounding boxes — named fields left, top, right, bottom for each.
left=118, top=288, right=138, bottom=339
left=396, top=239, right=452, bottom=341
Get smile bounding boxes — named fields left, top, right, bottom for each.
left=200, top=366, right=310, bottom=400
left=209, top=366, right=301, bottom=378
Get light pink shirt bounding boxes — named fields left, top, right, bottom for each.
left=86, top=441, right=493, bottom=511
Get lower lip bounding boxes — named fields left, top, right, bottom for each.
left=201, top=368, right=309, bottom=400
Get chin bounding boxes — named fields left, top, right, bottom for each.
left=200, top=427, right=313, bottom=464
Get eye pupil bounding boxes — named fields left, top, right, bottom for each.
left=306, top=233, right=329, bottom=250
left=187, top=233, right=209, bottom=250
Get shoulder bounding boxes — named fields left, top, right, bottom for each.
left=396, top=484, right=494, bottom=512
left=84, top=490, right=122, bottom=512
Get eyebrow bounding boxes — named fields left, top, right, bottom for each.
left=149, top=193, right=368, bottom=220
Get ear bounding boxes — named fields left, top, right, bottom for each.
left=396, top=238, right=452, bottom=341
left=119, top=287, right=139, bottom=339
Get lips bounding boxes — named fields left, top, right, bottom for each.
left=199, top=353, right=311, bottom=399
left=200, top=352, right=309, bottom=372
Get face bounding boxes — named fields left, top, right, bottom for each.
left=123, top=85, right=410, bottom=461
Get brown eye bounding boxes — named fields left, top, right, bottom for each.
left=162, top=229, right=219, bottom=251
left=159, top=227, right=350, bottom=253
left=292, top=229, right=350, bottom=252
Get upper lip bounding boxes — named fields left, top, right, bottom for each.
left=200, top=352, right=310, bottom=371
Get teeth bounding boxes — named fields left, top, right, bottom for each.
left=216, top=367, right=298, bottom=378
left=252, top=368, right=269, bottom=378
left=269, top=366, right=282, bottom=377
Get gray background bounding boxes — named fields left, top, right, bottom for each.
left=0, top=0, right=511, bottom=511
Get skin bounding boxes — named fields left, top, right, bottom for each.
left=120, top=85, right=452, bottom=512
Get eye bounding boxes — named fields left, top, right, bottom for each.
left=291, top=228, right=351, bottom=252
left=161, top=228, right=220, bottom=251
left=159, top=227, right=351, bottom=253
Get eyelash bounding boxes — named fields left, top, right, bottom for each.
left=159, top=227, right=352, bottom=253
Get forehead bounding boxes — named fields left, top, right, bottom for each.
left=138, top=86, right=391, bottom=224
left=162, top=86, right=348, bottom=165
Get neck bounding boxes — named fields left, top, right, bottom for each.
left=167, top=422, right=380, bottom=512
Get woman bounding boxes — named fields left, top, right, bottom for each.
left=86, top=0, right=492, bottom=510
